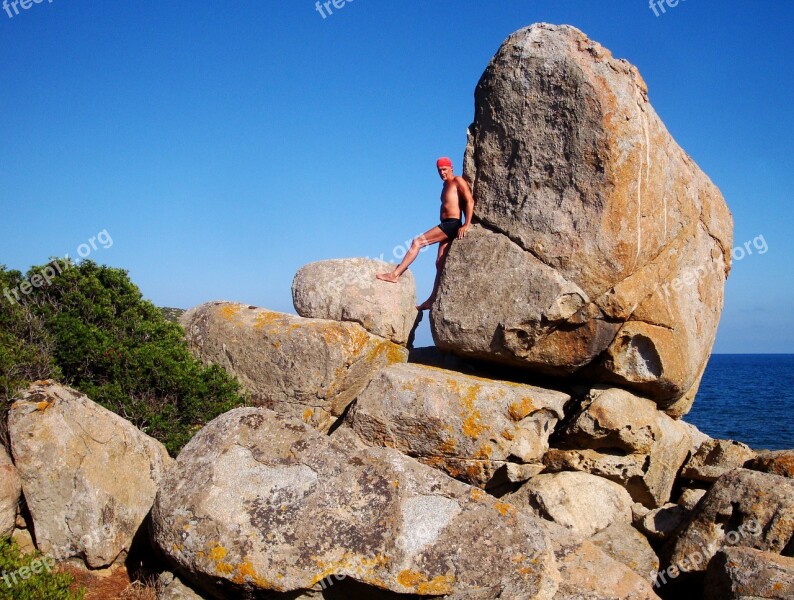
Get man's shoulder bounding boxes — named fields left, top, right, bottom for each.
left=454, top=176, right=472, bottom=190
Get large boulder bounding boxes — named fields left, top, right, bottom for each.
left=544, top=386, right=692, bottom=508
left=681, top=438, right=756, bottom=483
left=664, top=469, right=794, bottom=576
left=180, top=301, right=407, bottom=432
left=152, top=408, right=560, bottom=599
left=540, top=522, right=661, bottom=600
left=431, top=23, right=733, bottom=415
left=0, top=446, right=21, bottom=538
left=505, top=471, right=634, bottom=538
left=590, top=522, right=660, bottom=580
left=704, top=547, right=794, bottom=600
left=292, top=258, right=418, bottom=345
left=8, top=381, right=173, bottom=568
left=346, top=363, right=569, bottom=487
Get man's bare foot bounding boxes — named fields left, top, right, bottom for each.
left=417, top=298, right=435, bottom=311
left=376, top=272, right=400, bottom=283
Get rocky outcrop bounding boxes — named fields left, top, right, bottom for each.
left=431, top=23, right=733, bottom=415
left=0, top=446, right=21, bottom=538
left=346, top=363, right=569, bottom=487
left=704, top=547, right=794, bottom=600
left=505, top=471, right=634, bottom=538
left=544, top=386, right=692, bottom=507
left=152, top=408, right=560, bottom=599
left=8, top=381, right=173, bottom=568
left=292, top=258, right=418, bottom=345
left=664, top=468, right=794, bottom=575
left=180, top=301, right=407, bottom=432
left=680, top=438, right=756, bottom=483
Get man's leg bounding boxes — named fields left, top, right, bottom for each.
left=376, top=226, right=448, bottom=283
left=417, top=239, right=450, bottom=310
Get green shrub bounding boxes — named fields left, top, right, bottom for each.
left=0, top=260, right=246, bottom=455
left=0, top=537, right=84, bottom=600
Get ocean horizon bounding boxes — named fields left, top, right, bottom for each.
left=685, top=353, right=794, bottom=451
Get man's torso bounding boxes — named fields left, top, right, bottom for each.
left=440, top=178, right=462, bottom=220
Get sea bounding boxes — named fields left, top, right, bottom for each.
left=686, top=354, right=794, bottom=451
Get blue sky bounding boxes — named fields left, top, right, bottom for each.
left=1, top=1, right=792, bottom=352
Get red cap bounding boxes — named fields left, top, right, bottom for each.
left=436, top=157, right=453, bottom=169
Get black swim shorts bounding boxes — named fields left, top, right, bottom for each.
left=439, top=218, right=463, bottom=240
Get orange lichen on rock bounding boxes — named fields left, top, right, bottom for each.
left=508, top=396, right=537, bottom=421
left=219, top=304, right=242, bottom=321
left=396, top=569, right=455, bottom=595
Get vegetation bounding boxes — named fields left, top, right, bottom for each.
left=0, top=260, right=246, bottom=455
left=0, top=537, right=84, bottom=600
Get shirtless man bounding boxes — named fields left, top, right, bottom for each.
left=376, top=157, right=474, bottom=310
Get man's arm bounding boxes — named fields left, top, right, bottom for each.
left=456, top=176, right=475, bottom=238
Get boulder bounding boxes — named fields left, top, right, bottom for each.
left=704, top=547, right=794, bottom=600
left=152, top=408, right=560, bottom=599
left=157, top=572, right=207, bottom=600
left=637, top=504, right=688, bottom=543
left=346, top=363, right=569, bottom=487
left=8, top=381, right=173, bottom=568
left=292, top=258, right=418, bottom=346
left=681, top=439, right=756, bottom=483
left=664, top=469, right=794, bottom=575
left=545, top=386, right=692, bottom=508
left=539, top=522, right=661, bottom=600
left=590, top=522, right=660, bottom=579
left=505, top=471, right=634, bottom=538
left=180, top=301, right=407, bottom=432
left=745, top=449, right=794, bottom=479
left=0, top=446, right=21, bottom=538
left=431, top=23, right=732, bottom=415
left=677, top=488, right=707, bottom=511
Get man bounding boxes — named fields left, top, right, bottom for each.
left=376, top=157, right=474, bottom=310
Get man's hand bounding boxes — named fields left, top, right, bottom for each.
left=457, top=224, right=470, bottom=239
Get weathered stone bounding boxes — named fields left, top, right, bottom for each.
left=590, top=522, right=660, bottom=579
left=431, top=23, right=732, bottom=414
left=547, top=386, right=692, bottom=508
left=152, top=408, right=560, bottom=599
left=180, top=301, right=407, bottom=433
left=681, top=438, right=756, bottom=483
left=505, top=471, right=633, bottom=538
left=0, top=446, right=21, bottom=538
left=539, top=522, right=661, bottom=600
left=679, top=421, right=712, bottom=456
left=292, top=258, right=418, bottom=345
left=664, top=469, right=794, bottom=575
left=745, top=449, right=794, bottom=479
left=157, top=572, right=207, bottom=600
left=8, top=381, right=173, bottom=568
left=704, top=547, right=794, bottom=600
left=678, top=488, right=707, bottom=511
left=638, top=504, right=688, bottom=543
left=347, top=363, right=569, bottom=487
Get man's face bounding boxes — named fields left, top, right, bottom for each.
left=438, top=166, right=453, bottom=181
